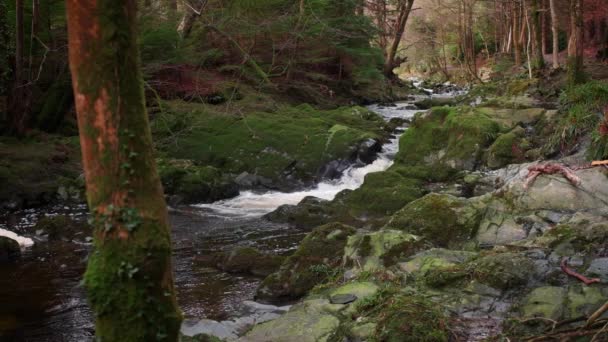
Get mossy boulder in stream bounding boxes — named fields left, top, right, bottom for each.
left=218, top=247, right=284, bottom=277
left=153, top=102, right=389, bottom=189
left=386, top=193, right=483, bottom=248
left=158, top=159, right=239, bottom=204
left=473, top=252, right=536, bottom=290
left=0, top=237, right=20, bottom=262
left=256, top=223, right=356, bottom=302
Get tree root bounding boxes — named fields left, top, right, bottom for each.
left=561, top=258, right=601, bottom=285
left=524, top=163, right=582, bottom=190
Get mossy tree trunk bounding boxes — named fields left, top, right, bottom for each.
left=65, top=0, right=182, bottom=340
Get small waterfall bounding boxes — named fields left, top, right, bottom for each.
left=194, top=104, right=424, bottom=217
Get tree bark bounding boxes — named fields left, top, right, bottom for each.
left=384, top=0, right=415, bottom=76
left=531, top=0, right=545, bottom=69
left=567, top=0, right=584, bottom=85
left=15, top=0, right=24, bottom=84
left=513, top=1, right=522, bottom=65
left=65, top=1, right=182, bottom=340
left=549, top=0, right=559, bottom=68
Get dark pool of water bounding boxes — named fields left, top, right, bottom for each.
left=0, top=205, right=306, bottom=342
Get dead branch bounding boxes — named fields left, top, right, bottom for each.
left=561, top=258, right=601, bottom=286
left=523, top=163, right=582, bottom=190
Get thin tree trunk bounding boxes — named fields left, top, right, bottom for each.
left=567, top=0, right=584, bottom=85
left=513, top=1, right=522, bottom=65
left=384, top=0, right=415, bottom=76
left=15, top=0, right=24, bottom=84
left=541, top=0, right=547, bottom=56
left=549, top=0, right=559, bottom=68
left=65, top=1, right=182, bottom=340
left=531, top=0, right=545, bottom=69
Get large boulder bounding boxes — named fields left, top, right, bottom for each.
left=475, top=165, right=608, bottom=246
left=0, top=237, right=20, bottom=262
left=386, top=193, right=483, bottom=248
left=217, top=247, right=284, bottom=277
left=343, top=230, right=423, bottom=272
left=159, top=159, right=239, bottom=205
left=256, top=223, right=357, bottom=302
left=238, top=300, right=340, bottom=342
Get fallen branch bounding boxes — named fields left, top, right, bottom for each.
left=524, top=163, right=582, bottom=190
left=586, top=301, right=608, bottom=328
left=561, top=258, right=601, bottom=285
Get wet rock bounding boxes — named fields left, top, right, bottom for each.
left=218, top=247, right=284, bottom=277
left=386, top=193, right=483, bottom=248
left=329, top=294, right=357, bottom=305
left=264, top=196, right=336, bottom=229
left=0, top=237, right=20, bottom=262
left=238, top=300, right=340, bottom=342
left=33, top=215, right=90, bottom=241
left=234, top=172, right=274, bottom=189
left=160, top=160, right=240, bottom=204
left=256, top=223, right=357, bottom=302
left=413, top=96, right=458, bottom=109
left=473, top=252, right=536, bottom=290
left=343, top=230, right=422, bottom=272
left=330, top=282, right=379, bottom=303
left=586, top=258, right=608, bottom=282
left=521, top=286, right=566, bottom=320
left=181, top=319, right=238, bottom=341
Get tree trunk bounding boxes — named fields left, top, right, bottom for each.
left=15, top=0, right=24, bottom=84
left=513, top=1, right=522, bottom=65
left=65, top=1, right=182, bottom=340
left=567, top=0, right=584, bottom=85
left=531, top=0, right=545, bottom=69
left=549, top=0, right=559, bottom=68
left=384, top=0, right=415, bottom=76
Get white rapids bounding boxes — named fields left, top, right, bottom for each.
left=0, top=227, right=34, bottom=248
left=194, top=104, right=425, bottom=217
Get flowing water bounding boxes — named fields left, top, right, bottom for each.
left=0, top=100, right=430, bottom=341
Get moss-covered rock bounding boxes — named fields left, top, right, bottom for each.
left=485, top=126, right=529, bottom=169
left=180, top=333, right=223, bottom=342
left=386, top=193, right=483, bottom=248
left=371, top=294, right=451, bottom=342
left=342, top=169, right=426, bottom=217
left=238, top=299, right=340, bottom=342
left=473, top=252, right=535, bottom=290
left=153, top=102, right=389, bottom=189
left=218, top=247, right=284, bottom=277
left=396, top=106, right=502, bottom=172
left=0, top=135, right=82, bottom=210
left=158, top=159, right=238, bottom=204
left=256, top=223, right=357, bottom=302
left=33, top=215, right=90, bottom=241
left=0, top=237, right=20, bottom=262
left=344, top=230, right=423, bottom=271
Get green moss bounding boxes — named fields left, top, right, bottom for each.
left=485, top=127, right=527, bottom=169
left=84, top=218, right=182, bottom=341
left=343, top=169, right=425, bottom=217
left=473, top=252, right=534, bottom=290
left=0, top=135, right=82, bottom=206
left=544, top=81, right=608, bottom=157
left=256, top=223, right=357, bottom=301
left=157, top=159, right=237, bottom=203
left=152, top=102, right=387, bottom=185
left=372, top=294, right=450, bottom=342
left=344, top=230, right=422, bottom=271
left=386, top=193, right=481, bottom=249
